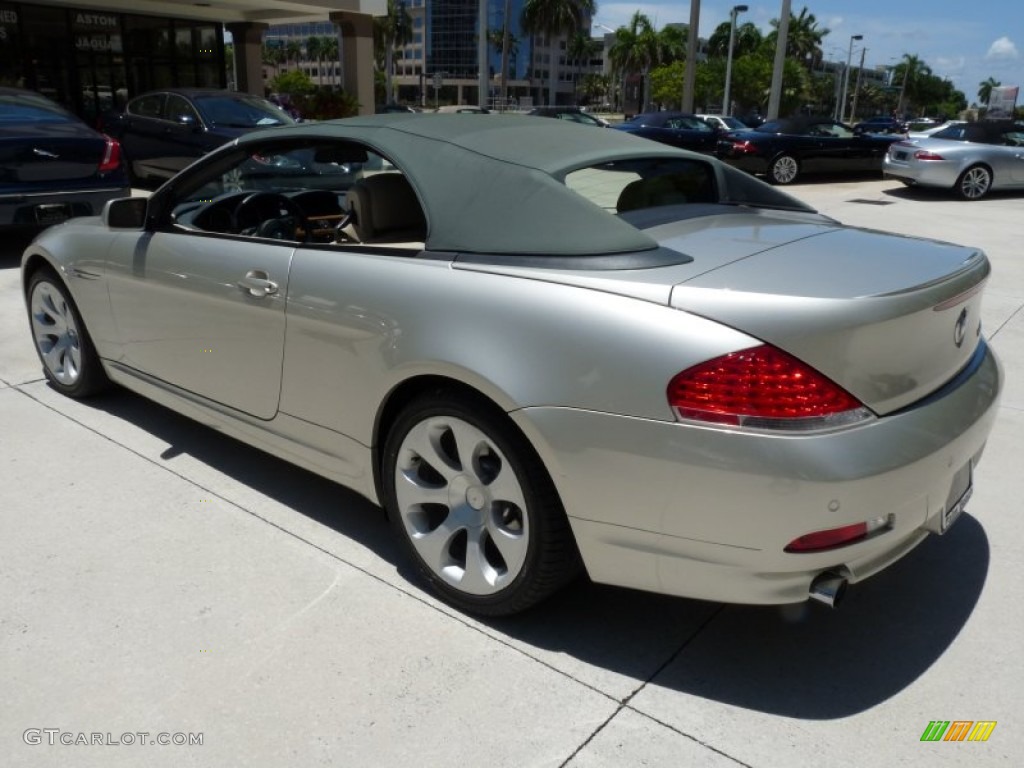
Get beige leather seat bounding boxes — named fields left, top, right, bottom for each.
left=346, top=173, right=427, bottom=244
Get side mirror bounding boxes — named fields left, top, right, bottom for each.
left=103, top=197, right=147, bottom=229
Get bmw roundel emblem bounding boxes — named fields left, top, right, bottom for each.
left=954, top=307, right=968, bottom=348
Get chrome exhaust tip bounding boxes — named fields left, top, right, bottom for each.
left=809, top=572, right=847, bottom=609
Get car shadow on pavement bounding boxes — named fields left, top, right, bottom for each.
left=84, top=388, right=402, bottom=569
left=490, top=513, right=988, bottom=719
left=79, top=386, right=988, bottom=721
left=1, top=232, right=36, bottom=269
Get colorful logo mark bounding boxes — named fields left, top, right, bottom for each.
left=921, top=721, right=997, bottom=742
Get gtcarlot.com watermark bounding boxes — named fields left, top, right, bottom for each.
left=24, top=729, right=203, bottom=747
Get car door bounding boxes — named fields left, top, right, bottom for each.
left=664, top=117, right=717, bottom=153
left=104, top=150, right=294, bottom=420
left=800, top=121, right=851, bottom=173
left=115, top=92, right=167, bottom=174
left=155, top=93, right=210, bottom=176
left=995, top=127, right=1024, bottom=183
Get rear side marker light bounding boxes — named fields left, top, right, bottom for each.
left=667, top=344, right=873, bottom=431
left=98, top=136, right=122, bottom=174
left=730, top=140, right=757, bottom=154
left=785, top=516, right=891, bottom=553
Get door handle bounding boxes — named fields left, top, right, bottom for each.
left=237, top=270, right=278, bottom=298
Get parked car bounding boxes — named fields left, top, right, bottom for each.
left=884, top=120, right=1024, bottom=199
left=1, top=86, right=129, bottom=232
left=526, top=106, right=608, bottom=127
left=717, top=116, right=904, bottom=184
left=696, top=114, right=749, bottom=132
left=612, top=111, right=720, bottom=152
left=22, top=115, right=1000, bottom=616
left=906, top=120, right=966, bottom=139
left=852, top=116, right=907, bottom=135
left=435, top=105, right=490, bottom=114
left=103, top=88, right=296, bottom=186
left=376, top=103, right=417, bottom=114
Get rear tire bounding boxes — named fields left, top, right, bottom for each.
left=768, top=154, right=799, bottom=185
left=382, top=389, right=580, bottom=616
left=27, top=270, right=109, bottom=398
left=955, top=165, right=992, bottom=200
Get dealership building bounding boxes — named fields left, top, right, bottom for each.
left=0, top=0, right=381, bottom=122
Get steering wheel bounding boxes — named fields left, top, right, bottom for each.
left=233, top=192, right=309, bottom=241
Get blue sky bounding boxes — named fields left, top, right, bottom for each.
left=591, top=1, right=1022, bottom=105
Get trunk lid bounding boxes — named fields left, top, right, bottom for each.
left=664, top=215, right=988, bottom=415
left=0, top=122, right=109, bottom=184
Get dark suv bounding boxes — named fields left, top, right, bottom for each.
left=852, top=116, right=907, bottom=135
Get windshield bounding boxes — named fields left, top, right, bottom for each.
left=193, top=95, right=295, bottom=128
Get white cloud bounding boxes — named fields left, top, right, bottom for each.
left=986, top=37, right=1019, bottom=60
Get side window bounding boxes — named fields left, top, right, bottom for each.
left=129, top=94, right=164, bottom=119
left=164, top=94, right=199, bottom=125
left=167, top=141, right=426, bottom=247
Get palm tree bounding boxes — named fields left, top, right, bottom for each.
left=770, top=6, right=829, bottom=69
left=306, top=36, right=325, bottom=86
left=894, top=53, right=933, bottom=114
left=567, top=31, right=598, bottom=102
left=978, top=77, right=1001, bottom=106
left=262, top=43, right=285, bottom=75
left=322, top=36, right=340, bottom=88
left=707, top=21, right=762, bottom=59
left=655, top=24, right=686, bottom=66
left=374, top=0, right=414, bottom=104
left=521, top=0, right=596, bottom=107
left=285, top=40, right=303, bottom=70
left=608, top=12, right=658, bottom=113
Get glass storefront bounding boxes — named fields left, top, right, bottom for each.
left=0, top=3, right=224, bottom=125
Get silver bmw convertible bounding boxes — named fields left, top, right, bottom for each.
left=22, top=115, right=1001, bottom=615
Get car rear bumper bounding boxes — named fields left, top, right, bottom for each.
left=513, top=341, right=1001, bottom=605
left=0, top=186, right=130, bottom=229
left=883, top=155, right=958, bottom=188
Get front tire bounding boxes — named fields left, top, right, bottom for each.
left=382, top=390, right=580, bottom=616
left=956, top=164, right=992, bottom=200
left=27, top=270, right=108, bottom=398
left=768, top=154, right=800, bottom=185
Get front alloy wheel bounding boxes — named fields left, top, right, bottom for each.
left=383, top=391, right=579, bottom=615
left=28, top=271, right=107, bottom=397
left=956, top=165, right=992, bottom=200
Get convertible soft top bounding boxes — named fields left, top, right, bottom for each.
left=234, top=114, right=695, bottom=256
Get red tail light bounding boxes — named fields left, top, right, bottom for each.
left=913, top=150, right=945, bottom=161
left=785, top=516, right=890, bottom=552
left=98, top=136, right=122, bottom=174
left=785, top=523, right=867, bottom=552
left=667, top=344, right=871, bottom=430
left=730, top=140, right=758, bottom=155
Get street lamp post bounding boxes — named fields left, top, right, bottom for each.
left=839, top=34, right=862, bottom=124
left=722, top=4, right=748, bottom=117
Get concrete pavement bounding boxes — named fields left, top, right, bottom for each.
left=2, top=178, right=1021, bottom=767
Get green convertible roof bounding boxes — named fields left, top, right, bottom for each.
left=237, top=114, right=695, bottom=256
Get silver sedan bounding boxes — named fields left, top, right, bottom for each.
left=884, top=120, right=1024, bottom=199
left=22, top=115, right=1001, bottom=615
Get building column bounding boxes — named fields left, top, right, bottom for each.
left=225, top=22, right=268, bottom=96
left=330, top=11, right=375, bottom=116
